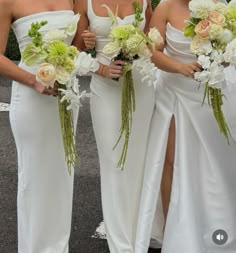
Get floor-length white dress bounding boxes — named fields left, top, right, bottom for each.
left=10, top=11, right=78, bottom=253
left=87, top=0, right=155, bottom=252
left=135, top=22, right=236, bottom=253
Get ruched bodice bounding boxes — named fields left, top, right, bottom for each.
left=87, top=0, right=147, bottom=64
left=135, top=20, right=236, bottom=253
left=157, top=22, right=204, bottom=96
left=165, top=23, right=196, bottom=63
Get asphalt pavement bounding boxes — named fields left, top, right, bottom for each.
left=0, top=73, right=160, bottom=253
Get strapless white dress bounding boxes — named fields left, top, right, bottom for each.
left=87, top=0, right=155, bottom=252
left=135, top=23, right=236, bottom=253
left=10, top=11, right=77, bottom=253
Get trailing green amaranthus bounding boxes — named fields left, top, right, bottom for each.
left=102, top=1, right=163, bottom=169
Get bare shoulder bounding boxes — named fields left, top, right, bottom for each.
left=153, top=0, right=170, bottom=19
left=74, top=0, right=87, bottom=14
left=151, top=0, right=171, bottom=24
left=0, top=0, right=14, bottom=20
left=0, top=0, right=14, bottom=9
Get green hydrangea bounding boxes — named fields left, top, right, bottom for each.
left=124, top=33, right=144, bottom=55
left=110, top=25, right=136, bottom=40
left=63, top=58, right=75, bottom=73
left=209, top=24, right=223, bottom=40
left=225, top=6, right=236, bottom=35
left=67, top=46, right=78, bottom=58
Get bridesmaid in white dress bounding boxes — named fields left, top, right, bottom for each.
left=0, top=0, right=93, bottom=252
left=135, top=0, right=236, bottom=252
left=74, top=0, right=155, bottom=252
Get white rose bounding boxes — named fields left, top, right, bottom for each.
left=36, top=63, right=56, bottom=87
left=56, top=66, right=71, bottom=85
left=148, top=28, right=163, bottom=48
left=43, top=29, right=67, bottom=43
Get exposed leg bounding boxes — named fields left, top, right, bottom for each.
left=161, top=116, right=175, bottom=222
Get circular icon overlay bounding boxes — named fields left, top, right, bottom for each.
left=212, top=229, right=228, bottom=245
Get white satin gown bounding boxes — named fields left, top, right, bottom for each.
left=87, top=0, right=155, bottom=252
left=135, top=22, right=236, bottom=253
left=10, top=11, right=78, bottom=253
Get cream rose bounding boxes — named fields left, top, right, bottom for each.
left=195, top=20, right=212, bottom=38
left=36, top=63, right=56, bottom=88
left=208, top=11, right=225, bottom=26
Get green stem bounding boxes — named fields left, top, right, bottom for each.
left=57, top=82, right=78, bottom=174
left=203, top=84, right=231, bottom=144
left=113, top=70, right=135, bottom=170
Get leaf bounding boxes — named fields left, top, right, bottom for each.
left=183, top=24, right=195, bottom=37
left=101, top=4, right=118, bottom=26
left=22, top=44, right=44, bottom=66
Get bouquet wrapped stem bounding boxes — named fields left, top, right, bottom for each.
left=57, top=82, right=77, bottom=175
left=22, top=16, right=99, bottom=174
left=102, top=1, right=162, bottom=169
left=183, top=0, right=236, bottom=144
left=203, top=84, right=230, bottom=144
left=113, top=67, right=135, bottom=169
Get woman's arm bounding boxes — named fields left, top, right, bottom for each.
left=0, top=0, right=56, bottom=95
left=73, top=0, right=95, bottom=50
left=73, top=0, right=124, bottom=79
left=144, top=0, right=152, bottom=33
left=149, top=1, right=201, bottom=78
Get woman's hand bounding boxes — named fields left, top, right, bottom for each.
left=97, top=61, right=126, bottom=79
left=81, top=30, right=96, bottom=49
left=177, top=62, right=202, bottom=78
left=33, top=80, right=58, bottom=96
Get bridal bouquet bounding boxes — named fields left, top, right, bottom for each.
left=22, top=14, right=99, bottom=174
left=102, top=2, right=163, bottom=169
left=184, top=0, right=236, bottom=143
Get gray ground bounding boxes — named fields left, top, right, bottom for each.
left=0, top=73, right=160, bottom=253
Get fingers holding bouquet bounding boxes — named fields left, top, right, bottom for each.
left=33, top=63, right=58, bottom=96
left=33, top=81, right=58, bottom=96
left=178, top=61, right=202, bottom=78
left=108, top=60, right=126, bottom=79
left=97, top=60, right=126, bottom=79
left=82, top=30, right=96, bottom=49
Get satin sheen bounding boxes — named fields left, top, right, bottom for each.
left=135, top=22, right=236, bottom=253
left=10, top=11, right=77, bottom=253
left=87, top=0, right=155, bottom=252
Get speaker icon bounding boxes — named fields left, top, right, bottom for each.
left=212, top=229, right=228, bottom=245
